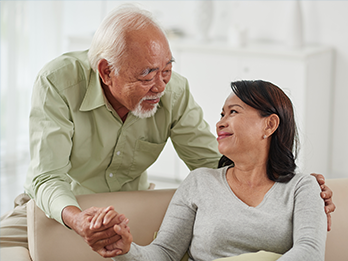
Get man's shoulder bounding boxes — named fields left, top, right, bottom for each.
left=37, top=50, right=91, bottom=91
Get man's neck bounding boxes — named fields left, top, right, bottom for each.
left=101, top=81, right=129, bottom=122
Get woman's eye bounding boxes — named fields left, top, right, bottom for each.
left=220, top=113, right=225, bottom=118
left=230, top=110, right=237, bottom=114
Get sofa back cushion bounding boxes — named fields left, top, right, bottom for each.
left=27, top=189, right=176, bottom=261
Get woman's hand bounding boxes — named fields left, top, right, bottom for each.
left=111, top=219, right=133, bottom=256
left=311, top=173, right=336, bottom=231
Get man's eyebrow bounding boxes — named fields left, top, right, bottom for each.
left=168, top=57, right=175, bottom=64
left=140, top=67, right=158, bottom=77
left=140, top=57, right=175, bottom=77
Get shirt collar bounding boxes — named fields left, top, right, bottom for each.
left=79, top=70, right=105, bottom=111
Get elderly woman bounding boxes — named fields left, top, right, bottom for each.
left=94, top=80, right=327, bottom=261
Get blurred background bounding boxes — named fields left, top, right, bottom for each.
left=1, top=0, right=348, bottom=216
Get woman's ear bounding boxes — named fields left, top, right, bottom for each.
left=98, top=59, right=112, bottom=86
left=265, top=114, right=280, bottom=136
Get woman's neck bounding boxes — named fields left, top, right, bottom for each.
left=228, top=163, right=269, bottom=187
left=226, top=162, right=275, bottom=207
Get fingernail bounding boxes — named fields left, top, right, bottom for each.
left=116, top=225, right=121, bottom=232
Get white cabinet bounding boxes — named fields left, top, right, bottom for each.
left=147, top=40, right=333, bottom=181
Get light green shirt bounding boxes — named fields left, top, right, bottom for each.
left=24, top=50, right=221, bottom=224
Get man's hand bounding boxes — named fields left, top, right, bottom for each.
left=62, top=205, right=125, bottom=257
left=311, top=173, right=336, bottom=231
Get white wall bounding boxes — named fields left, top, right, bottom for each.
left=1, top=0, right=348, bottom=181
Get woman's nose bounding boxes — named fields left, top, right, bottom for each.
left=216, top=118, right=227, bottom=130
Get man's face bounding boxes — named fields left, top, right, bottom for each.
left=106, top=27, right=173, bottom=118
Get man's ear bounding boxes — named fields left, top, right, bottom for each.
left=265, top=114, right=280, bottom=136
left=98, top=59, right=112, bottom=86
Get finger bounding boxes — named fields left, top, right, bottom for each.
left=90, top=209, right=106, bottom=230
left=86, top=225, right=119, bottom=247
left=324, top=199, right=336, bottom=214
left=103, top=210, right=119, bottom=226
left=96, top=247, right=119, bottom=258
left=90, top=228, right=123, bottom=250
left=327, top=213, right=332, bottom=232
left=89, top=210, right=101, bottom=230
left=94, top=208, right=111, bottom=229
left=115, top=213, right=126, bottom=224
left=114, top=219, right=130, bottom=238
left=311, top=173, right=325, bottom=185
left=320, top=184, right=333, bottom=199
left=91, top=206, right=116, bottom=230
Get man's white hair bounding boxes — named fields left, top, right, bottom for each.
left=88, top=4, right=166, bottom=74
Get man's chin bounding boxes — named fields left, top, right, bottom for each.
left=131, top=105, right=158, bottom=119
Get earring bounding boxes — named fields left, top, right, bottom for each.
left=263, top=135, right=267, bottom=139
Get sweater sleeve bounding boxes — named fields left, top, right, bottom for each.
left=279, top=175, right=327, bottom=261
left=113, top=173, right=197, bottom=261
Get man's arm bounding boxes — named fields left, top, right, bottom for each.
left=168, top=74, right=221, bottom=171
left=25, top=58, right=125, bottom=257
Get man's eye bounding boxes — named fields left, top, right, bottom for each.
left=143, top=77, right=154, bottom=82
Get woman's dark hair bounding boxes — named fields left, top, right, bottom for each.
left=218, top=80, right=299, bottom=183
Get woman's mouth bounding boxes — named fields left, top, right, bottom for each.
left=217, top=132, right=233, bottom=141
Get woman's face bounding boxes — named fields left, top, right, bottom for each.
left=216, top=93, right=268, bottom=161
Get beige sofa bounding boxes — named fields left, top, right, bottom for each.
left=2, top=178, right=347, bottom=261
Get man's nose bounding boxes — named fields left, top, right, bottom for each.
left=151, top=74, right=166, bottom=93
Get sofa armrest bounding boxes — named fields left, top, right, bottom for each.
left=27, top=189, right=176, bottom=261
left=325, top=178, right=348, bottom=261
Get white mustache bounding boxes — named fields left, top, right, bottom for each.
left=142, top=91, right=164, bottom=101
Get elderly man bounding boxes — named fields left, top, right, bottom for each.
left=0, top=4, right=334, bottom=259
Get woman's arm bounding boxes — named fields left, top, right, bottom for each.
left=279, top=175, right=327, bottom=261
left=106, top=175, right=197, bottom=261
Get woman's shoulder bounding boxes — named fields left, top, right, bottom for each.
left=181, top=166, right=228, bottom=187
left=282, top=173, right=321, bottom=193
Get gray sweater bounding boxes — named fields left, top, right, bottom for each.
left=113, top=166, right=327, bottom=261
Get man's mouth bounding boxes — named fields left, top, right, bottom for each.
left=144, top=98, right=160, bottom=104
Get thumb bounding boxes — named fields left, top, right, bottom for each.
left=114, top=218, right=129, bottom=234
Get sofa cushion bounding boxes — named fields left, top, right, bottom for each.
left=27, top=189, right=176, bottom=261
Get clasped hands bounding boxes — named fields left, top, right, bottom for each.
left=62, top=205, right=132, bottom=258
left=89, top=206, right=132, bottom=257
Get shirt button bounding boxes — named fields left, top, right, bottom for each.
left=109, top=173, right=114, bottom=178
left=116, top=151, right=121, bottom=155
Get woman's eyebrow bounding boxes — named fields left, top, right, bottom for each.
left=227, top=104, right=243, bottom=109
